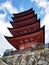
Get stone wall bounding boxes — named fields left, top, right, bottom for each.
left=2, top=48, right=49, bottom=65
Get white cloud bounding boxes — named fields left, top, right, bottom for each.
left=0, top=0, right=24, bottom=36
left=0, top=15, right=15, bottom=56
left=42, top=14, right=49, bottom=31
left=45, top=31, right=49, bottom=43
left=19, top=6, right=24, bottom=12
left=41, top=13, right=49, bottom=43
left=1, top=0, right=18, bottom=14
left=0, top=0, right=25, bottom=56
left=0, top=10, right=14, bottom=56
left=0, top=21, right=12, bottom=36
left=31, top=0, right=49, bottom=43
left=41, top=14, right=49, bottom=43
left=0, top=8, right=12, bottom=36
left=0, top=33, right=15, bottom=56
left=0, top=0, right=17, bottom=56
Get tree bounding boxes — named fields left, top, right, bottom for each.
left=3, top=49, right=11, bottom=56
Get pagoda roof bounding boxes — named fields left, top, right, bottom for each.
left=8, top=20, right=40, bottom=37
left=12, top=12, right=35, bottom=22
left=13, top=8, right=34, bottom=18
left=10, top=14, right=37, bottom=28
left=5, top=26, right=45, bottom=49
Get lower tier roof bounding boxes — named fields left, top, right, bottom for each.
left=5, top=26, right=45, bottom=50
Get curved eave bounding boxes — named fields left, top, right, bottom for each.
left=10, top=14, right=37, bottom=23
left=5, top=26, right=45, bottom=45
left=13, top=8, right=32, bottom=15
left=8, top=19, right=40, bottom=30
left=12, top=12, right=35, bottom=19
left=10, top=14, right=37, bottom=27
left=12, top=12, right=36, bottom=23
left=13, top=8, right=34, bottom=17
left=8, top=20, right=40, bottom=37
left=10, top=18, right=39, bottom=29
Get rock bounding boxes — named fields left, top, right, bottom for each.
left=41, top=57, right=45, bottom=61
left=2, top=48, right=49, bottom=65
left=37, top=60, right=43, bottom=65
left=0, top=58, right=8, bottom=65
left=42, top=60, right=48, bottom=65
left=20, top=59, right=26, bottom=65
left=46, top=56, right=49, bottom=63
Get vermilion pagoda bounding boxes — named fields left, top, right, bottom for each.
left=5, top=8, right=45, bottom=50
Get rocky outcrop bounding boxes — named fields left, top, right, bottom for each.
left=0, top=58, right=8, bottom=65
left=2, top=48, right=49, bottom=65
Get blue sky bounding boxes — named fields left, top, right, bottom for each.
left=0, top=0, right=49, bottom=56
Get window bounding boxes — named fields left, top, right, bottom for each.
left=20, top=32, right=23, bottom=34
left=24, top=30, right=27, bottom=33
left=30, top=38, right=33, bottom=41
left=19, top=40, right=23, bottom=44
left=24, top=39, right=29, bottom=43
left=28, top=29, right=31, bottom=33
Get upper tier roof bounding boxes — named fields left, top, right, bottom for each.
left=12, top=12, right=35, bottom=22
left=8, top=20, right=40, bottom=37
left=5, top=26, right=45, bottom=49
left=13, top=8, right=34, bottom=18
left=11, top=14, right=37, bottom=28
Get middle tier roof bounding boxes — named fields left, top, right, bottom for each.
left=8, top=20, right=40, bottom=37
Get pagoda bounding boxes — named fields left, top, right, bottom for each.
left=5, top=8, right=45, bottom=50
